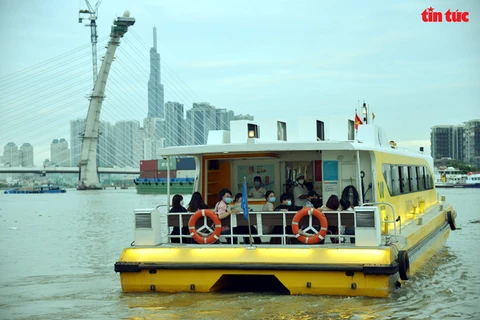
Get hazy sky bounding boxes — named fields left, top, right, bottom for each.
left=0, top=0, right=479, bottom=165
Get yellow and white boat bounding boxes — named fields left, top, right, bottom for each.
left=115, top=104, right=456, bottom=298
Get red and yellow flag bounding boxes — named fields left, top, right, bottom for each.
left=354, top=113, right=363, bottom=130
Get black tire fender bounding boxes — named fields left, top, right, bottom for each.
left=447, top=211, right=456, bottom=231
left=398, top=250, right=410, bottom=280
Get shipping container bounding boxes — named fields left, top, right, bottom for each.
left=176, top=170, right=196, bottom=178
left=157, top=159, right=177, bottom=171
left=176, top=157, right=196, bottom=170
left=140, top=160, right=158, bottom=171
left=139, top=170, right=157, bottom=179
left=157, top=170, right=177, bottom=178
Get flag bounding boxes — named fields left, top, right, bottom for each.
left=372, top=112, right=376, bottom=120
left=354, top=113, right=363, bottom=130
left=241, top=179, right=249, bottom=221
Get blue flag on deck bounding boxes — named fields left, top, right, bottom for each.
left=241, top=180, right=249, bottom=221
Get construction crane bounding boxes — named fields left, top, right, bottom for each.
left=79, top=0, right=103, bottom=88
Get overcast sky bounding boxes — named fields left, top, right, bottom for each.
left=0, top=0, right=479, bottom=165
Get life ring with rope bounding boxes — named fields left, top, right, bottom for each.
left=188, top=209, right=223, bottom=244
left=291, top=208, right=328, bottom=244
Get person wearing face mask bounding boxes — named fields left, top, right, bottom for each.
left=262, top=190, right=276, bottom=212
left=169, top=194, right=189, bottom=243
left=169, top=194, right=187, bottom=213
left=275, top=193, right=294, bottom=212
left=293, top=174, right=309, bottom=207
left=248, top=176, right=266, bottom=198
left=214, top=188, right=240, bottom=223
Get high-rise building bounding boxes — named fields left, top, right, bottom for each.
left=2, top=142, right=20, bottom=166
left=165, top=101, right=185, bottom=147
left=215, top=108, right=235, bottom=131
left=463, top=119, right=480, bottom=167
left=234, top=114, right=254, bottom=121
left=147, top=26, right=165, bottom=119
left=431, top=125, right=456, bottom=160
left=50, top=138, right=70, bottom=166
left=114, top=120, right=142, bottom=167
left=19, top=143, right=34, bottom=167
left=70, top=118, right=86, bottom=167
left=186, top=103, right=217, bottom=145
left=98, top=121, right=116, bottom=167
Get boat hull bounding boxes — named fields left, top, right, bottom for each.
left=115, top=246, right=399, bottom=297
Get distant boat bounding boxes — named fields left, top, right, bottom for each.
left=434, top=166, right=466, bottom=188
left=463, top=172, right=480, bottom=188
left=4, top=185, right=66, bottom=194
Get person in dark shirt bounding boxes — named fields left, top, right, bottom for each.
left=275, top=193, right=294, bottom=212
left=170, top=194, right=189, bottom=243
left=187, top=191, right=209, bottom=212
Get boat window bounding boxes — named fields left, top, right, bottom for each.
left=391, top=165, right=401, bottom=195
left=409, top=166, right=418, bottom=192
left=417, top=166, right=426, bottom=191
left=316, top=121, right=325, bottom=141
left=382, top=164, right=393, bottom=195
left=425, top=167, right=434, bottom=190
left=400, top=166, right=410, bottom=193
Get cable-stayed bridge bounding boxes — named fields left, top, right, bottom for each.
left=0, top=10, right=249, bottom=188
left=0, top=167, right=138, bottom=175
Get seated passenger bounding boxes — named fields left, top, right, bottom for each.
left=187, top=191, right=209, bottom=212
left=169, top=194, right=190, bottom=243
left=214, top=188, right=240, bottom=244
left=170, top=194, right=187, bottom=213
left=275, top=193, right=294, bottom=212
left=321, top=195, right=340, bottom=211
left=262, top=190, right=276, bottom=212
left=248, top=176, right=266, bottom=198
left=340, top=198, right=354, bottom=211
left=230, top=193, right=262, bottom=245
left=304, top=190, right=319, bottom=208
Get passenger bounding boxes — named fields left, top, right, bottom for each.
left=214, top=188, right=240, bottom=244
left=304, top=190, right=319, bottom=208
left=169, top=194, right=189, bottom=243
left=340, top=198, right=354, bottom=211
left=187, top=191, right=209, bottom=212
left=321, top=195, right=340, bottom=211
left=275, top=193, right=294, bottom=212
left=310, top=198, right=322, bottom=209
left=170, top=194, right=187, bottom=213
left=230, top=193, right=262, bottom=245
left=248, top=176, right=266, bottom=198
left=293, top=174, right=309, bottom=207
left=262, top=190, right=276, bottom=212
left=229, top=193, right=243, bottom=211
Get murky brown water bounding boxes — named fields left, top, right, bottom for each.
left=0, top=188, right=479, bottom=319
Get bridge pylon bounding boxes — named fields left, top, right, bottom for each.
left=78, top=11, right=135, bottom=190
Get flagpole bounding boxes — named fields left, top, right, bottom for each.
left=244, top=176, right=254, bottom=246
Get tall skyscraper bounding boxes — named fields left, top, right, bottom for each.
left=19, top=143, right=34, bottom=167
left=186, top=103, right=217, bottom=145
left=114, top=120, right=142, bottom=167
left=147, top=26, right=165, bottom=119
left=2, top=142, right=20, bottom=166
left=165, top=101, right=185, bottom=147
left=70, top=118, right=86, bottom=167
left=215, top=108, right=235, bottom=131
left=98, top=121, right=116, bottom=167
left=50, top=138, right=70, bottom=166
left=463, top=119, right=480, bottom=167
left=431, top=125, right=456, bottom=160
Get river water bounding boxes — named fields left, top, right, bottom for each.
left=0, top=188, right=479, bottom=319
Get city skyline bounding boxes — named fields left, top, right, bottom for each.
left=1, top=1, right=479, bottom=166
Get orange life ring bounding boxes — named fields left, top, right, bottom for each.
left=188, top=209, right=222, bottom=244
left=291, top=208, right=328, bottom=244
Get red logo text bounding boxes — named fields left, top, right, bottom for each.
left=421, top=7, right=469, bottom=22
